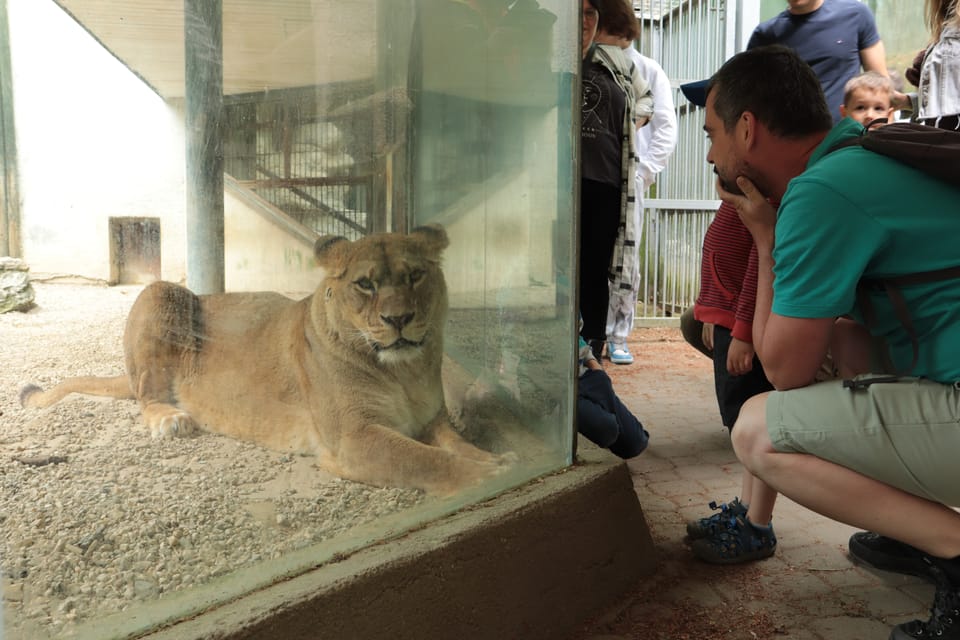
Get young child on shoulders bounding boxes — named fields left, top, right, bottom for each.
left=840, top=70, right=896, bottom=126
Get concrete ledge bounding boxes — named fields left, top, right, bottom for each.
left=143, top=445, right=654, bottom=640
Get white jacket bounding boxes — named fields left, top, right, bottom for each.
left=625, top=49, right=678, bottom=188
left=918, top=23, right=960, bottom=123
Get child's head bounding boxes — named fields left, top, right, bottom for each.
left=840, top=71, right=895, bottom=126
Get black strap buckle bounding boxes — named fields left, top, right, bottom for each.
left=842, top=375, right=901, bottom=391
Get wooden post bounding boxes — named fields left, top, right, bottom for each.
left=0, top=0, right=21, bottom=258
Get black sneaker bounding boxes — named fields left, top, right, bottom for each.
left=849, top=531, right=938, bottom=584
left=889, top=567, right=960, bottom=639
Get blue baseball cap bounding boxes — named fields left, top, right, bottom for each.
left=680, top=79, right=710, bottom=107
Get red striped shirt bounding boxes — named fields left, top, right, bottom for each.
left=693, top=201, right=760, bottom=343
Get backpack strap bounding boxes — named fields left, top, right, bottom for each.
left=828, top=121, right=960, bottom=187
left=829, top=121, right=960, bottom=377
left=826, top=118, right=886, bottom=154
left=856, top=265, right=960, bottom=376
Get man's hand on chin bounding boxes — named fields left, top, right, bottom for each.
left=717, top=176, right=777, bottom=239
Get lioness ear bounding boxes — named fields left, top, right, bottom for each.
left=410, top=224, right=449, bottom=257
left=314, top=235, right=351, bottom=271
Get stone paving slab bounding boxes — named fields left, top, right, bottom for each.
left=569, top=328, right=932, bottom=640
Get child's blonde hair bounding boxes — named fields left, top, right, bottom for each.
left=843, top=71, right=894, bottom=108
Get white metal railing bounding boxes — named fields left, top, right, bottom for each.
left=633, top=0, right=731, bottom=321
left=636, top=203, right=717, bottom=323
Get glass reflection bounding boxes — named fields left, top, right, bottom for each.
left=0, top=1, right=575, bottom=637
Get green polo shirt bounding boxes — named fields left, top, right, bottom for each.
left=772, top=118, right=960, bottom=382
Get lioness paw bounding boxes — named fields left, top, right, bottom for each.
left=150, top=412, right=198, bottom=439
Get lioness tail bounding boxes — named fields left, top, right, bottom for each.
left=20, top=375, right=133, bottom=409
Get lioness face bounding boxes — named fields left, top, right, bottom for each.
left=315, top=226, right=449, bottom=365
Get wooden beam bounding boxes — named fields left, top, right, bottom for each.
left=0, top=0, right=21, bottom=258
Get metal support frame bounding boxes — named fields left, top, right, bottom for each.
left=184, top=0, right=225, bottom=294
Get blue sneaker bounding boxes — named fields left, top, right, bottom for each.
left=608, top=342, right=634, bottom=365
left=685, top=497, right=747, bottom=540
left=690, top=514, right=777, bottom=565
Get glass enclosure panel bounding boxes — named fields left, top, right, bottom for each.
left=412, top=0, right=577, bottom=458
left=0, top=0, right=577, bottom=637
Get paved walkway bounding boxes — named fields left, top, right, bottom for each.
left=570, top=327, right=933, bottom=640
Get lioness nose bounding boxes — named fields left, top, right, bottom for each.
left=381, top=313, right=414, bottom=330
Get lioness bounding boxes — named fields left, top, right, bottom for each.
left=21, top=225, right=511, bottom=495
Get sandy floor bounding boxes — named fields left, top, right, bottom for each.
left=0, top=282, right=445, bottom=638
left=0, top=280, right=578, bottom=638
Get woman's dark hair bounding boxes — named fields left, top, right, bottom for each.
left=594, top=0, right=640, bottom=41
left=706, top=45, right=834, bottom=138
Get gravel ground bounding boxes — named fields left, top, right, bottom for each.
left=0, top=282, right=434, bottom=639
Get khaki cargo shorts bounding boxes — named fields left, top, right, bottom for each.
left=766, top=375, right=960, bottom=506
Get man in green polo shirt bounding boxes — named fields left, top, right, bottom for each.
left=701, top=45, right=960, bottom=640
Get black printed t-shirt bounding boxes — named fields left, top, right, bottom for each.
left=581, top=55, right=625, bottom=187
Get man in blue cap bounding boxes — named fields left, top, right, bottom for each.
left=679, top=0, right=897, bottom=567
left=704, top=44, right=960, bottom=640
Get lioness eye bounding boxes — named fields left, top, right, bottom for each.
left=354, top=277, right=375, bottom=292
left=409, top=269, right=425, bottom=285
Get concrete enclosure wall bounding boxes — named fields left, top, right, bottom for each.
left=7, top=0, right=322, bottom=292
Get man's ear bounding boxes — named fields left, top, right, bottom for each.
left=739, top=111, right=759, bottom=151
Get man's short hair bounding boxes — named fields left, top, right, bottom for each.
left=706, top=45, right=834, bottom=138
left=594, top=0, right=640, bottom=41
left=843, top=70, right=895, bottom=107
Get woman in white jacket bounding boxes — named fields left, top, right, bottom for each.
left=599, top=34, right=678, bottom=364
left=900, top=0, right=960, bottom=130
